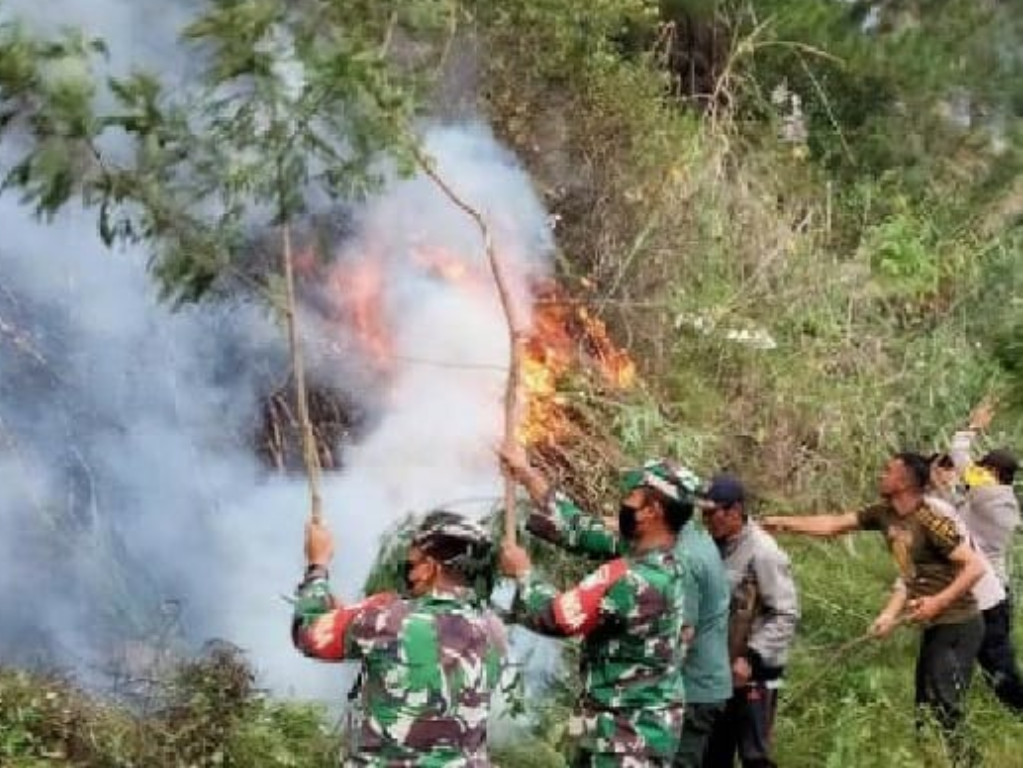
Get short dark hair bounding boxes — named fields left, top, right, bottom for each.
left=894, top=452, right=931, bottom=491
left=927, top=452, right=955, bottom=471
left=979, top=449, right=1020, bottom=485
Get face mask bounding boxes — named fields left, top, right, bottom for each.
left=964, top=464, right=997, bottom=489
left=401, top=560, right=416, bottom=595
left=618, top=504, right=640, bottom=540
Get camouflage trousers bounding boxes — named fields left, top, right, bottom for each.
left=574, top=751, right=672, bottom=767
left=571, top=703, right=684, bottom=766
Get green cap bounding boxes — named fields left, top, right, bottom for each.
left=620, top=459, right=702, bottom=502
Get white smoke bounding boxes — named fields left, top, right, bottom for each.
left=1, top=0, right=562, bottom=704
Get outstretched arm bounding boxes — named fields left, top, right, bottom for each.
left=762, top=512, right=860, bottom=538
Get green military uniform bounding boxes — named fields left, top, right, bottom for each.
left=292, top=515, right=506, bottom=767
left=515, top=487, right=689, bottom=767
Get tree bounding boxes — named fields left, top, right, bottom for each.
left=0, top=0, right=444, bottom=520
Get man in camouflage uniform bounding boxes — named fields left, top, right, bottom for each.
left=499, top=448, right=699, bottom=767
left=292, top=511, right=507, bottom=766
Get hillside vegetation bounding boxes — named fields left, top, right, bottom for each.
left=1, top=0, right=1021, bottom=766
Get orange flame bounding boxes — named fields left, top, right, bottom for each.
left=327, top=258, right=392, bottom=369
left=322, top=248, right=636, bottom=446
left=517, top=282, right=635, bottom=446
left=412, top=245, right=474, bottom=284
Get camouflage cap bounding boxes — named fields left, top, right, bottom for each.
left=412, top=510, right=494, bottom=577
left=620, top=459, right=702, bottom=502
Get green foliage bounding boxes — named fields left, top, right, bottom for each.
left=2, top=0, right=1020, bottom=765
left=473, top=0, right=1021, bottom=764
left=0, top=647, right=338, bottom=767
left=0, top=0, right=431, bottom=302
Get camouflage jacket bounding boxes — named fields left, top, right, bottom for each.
left=516, top=491, right=687, bottom=760
left=293, top=578, right=506, bottom=767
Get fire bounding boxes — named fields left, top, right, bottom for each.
left=518, top=282, right=636, bottom=446
left=320, top=247, right=636, bottom=447
left=412, top=245, right=474, bottom=283
left=576, top=307, right=637, bottom=390
left=327, top=257, right=392, bottom=369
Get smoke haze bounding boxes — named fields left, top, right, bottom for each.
left=1, top=0, right=559, bottom=703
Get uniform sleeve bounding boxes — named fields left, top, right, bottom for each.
left=514, top=558, right=631, bottom=637
left=292, top=578, right=396, bottom=661
left=746, top=547, right=799, bottom=669
left=525, top=490, right=625, bottom=559
left=917, top=506, right=963, bottom=558
left=855, top=503, right=887, bottom=531
left=950, top=430, right=975, bottom=474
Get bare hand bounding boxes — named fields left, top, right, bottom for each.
left=869, top=613, right=899, bottom=638
left=499, top=541, right=532, bottom=579
left=908, top=596, right=944, bottom=624
left=602, top=514, right=620, bottom=534
left=680, top=625, right=696, bottom=646
left=968, top=400, right=995, bottom=432
left=731, top=656, right=752, bottom=688
left=497, top=443, right=531, bottom=483
left=305, top=520, right=334, bottom=567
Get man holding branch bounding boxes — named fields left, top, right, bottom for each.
left=291, top=511, right=507, bottom=766
left=763, top=452, right=986, bottom=765
left=499, top=448, right=697, bottom=767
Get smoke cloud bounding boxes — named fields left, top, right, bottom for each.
left=1, top=0, right=561, bottom=704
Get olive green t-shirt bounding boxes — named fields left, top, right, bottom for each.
left=856, top=501, right=978, bottom=625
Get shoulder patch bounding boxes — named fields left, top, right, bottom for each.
left=552, top=558, right=630, bottom=635
left=917, top=506, right=961, bottom=549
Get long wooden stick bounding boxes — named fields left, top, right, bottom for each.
left=785, top=614, right=909, bottom=705
left=280, top=223, right=323, bottom=524
left=412, top=147, right=526, bottom=544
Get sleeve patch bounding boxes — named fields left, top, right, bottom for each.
left=919, top=507, right=961, bottom=551
left=552, top=558, right=629, bottom=635
left=299, top=592, right=396, bottom=661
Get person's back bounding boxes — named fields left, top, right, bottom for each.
left=963, top=483, right=1020, bottom=585
left=339, top=591, right=505, bottom=765
left=575, top=549, right=685, bottom=716
left=676, top=521, right=731, bottom=704
left=674, top=521, right=732, bottom=768
left=512, top=544, right=686, bottom=762
left=950, top=428, right=1022, bottom=585
left=292, top=511, right=506, bottom=766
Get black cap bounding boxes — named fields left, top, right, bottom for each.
left=702, top=473, right=746, bottom=507
left=978, top=450, right=1021, bottom=482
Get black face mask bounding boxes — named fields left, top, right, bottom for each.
left=618, top=504, right=640, bottom=540
left=401, top=561, right=416, bottom=594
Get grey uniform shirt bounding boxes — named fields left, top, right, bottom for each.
left=951, top=430, right=1022, bottom=585
left=718, top=522, right=800, bottom=669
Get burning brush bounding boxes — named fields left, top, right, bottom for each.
left=258, top=239, right=638, bottom=509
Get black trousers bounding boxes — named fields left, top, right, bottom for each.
left=915, top=615, right=984, bottom=766
left=703, top=682, right=778, bottom=768
left=977, top=597, right=1023, bottom=714
left=674, top=701, right=727, bottom=768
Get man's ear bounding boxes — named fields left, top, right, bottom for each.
left=644, top=494, right=665, bottom=522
